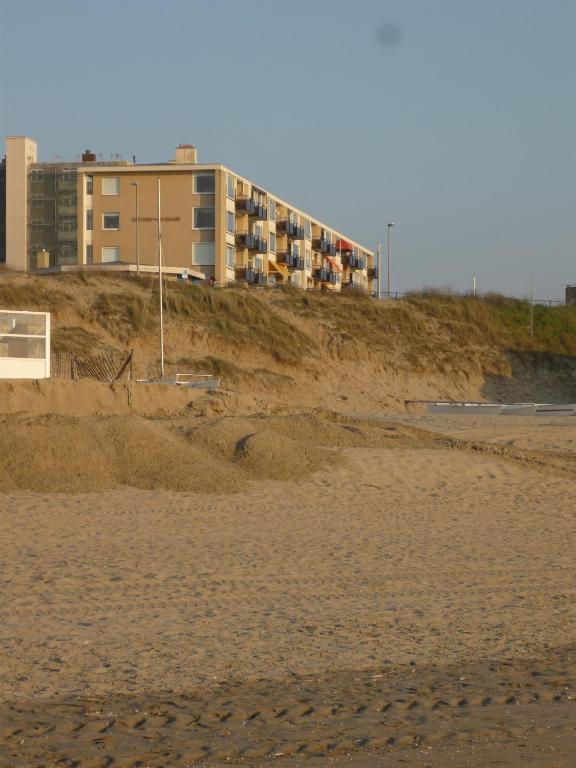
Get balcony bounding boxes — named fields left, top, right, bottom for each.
left=367, top=267, right=378, bottom=280
left=235, top=232, right=267, bottom=253
left=346, top=254, right=366, bottom=270
left=278, top=251, right=304, bottom=270
left=277, top=219, right=305, bottom=239
left=57, top=205, right=77, bottom=216
left=57, top=229, right=77, bottom=242
left=315, top=268, right=340, bottom=285
left=236, top=196, right=267, bottom=219
left=237, top=267, right=266, bottom=285
left=316, top=238, right=337, bottom=256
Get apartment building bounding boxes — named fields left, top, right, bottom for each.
left=2, top=136, right=375, bottom=292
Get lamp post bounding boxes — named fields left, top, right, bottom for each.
left=387, top=222, right=395, bottom=298
left=376, top=240, right=381, bottom=299
left=131, top=182, right=140, bottom=275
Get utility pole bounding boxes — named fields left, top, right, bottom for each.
left=376, top=241, right=381, bottom=299
left=157, top=178, right=165, bottom=379
left=131, top=182, right=140, bottom=275
left=529, top=272, right=534, bottom=337
left=387, top=222, right=394, bottom=298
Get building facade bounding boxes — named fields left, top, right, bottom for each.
left=2, top=137, right=375, bottom=291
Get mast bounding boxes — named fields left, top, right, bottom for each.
left=157, top=178, right=165, bottom=379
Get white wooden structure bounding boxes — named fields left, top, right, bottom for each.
left=0, top=310, right=50, bottom=379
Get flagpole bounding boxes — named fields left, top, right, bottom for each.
left=157, top=178, right=165, bottom=379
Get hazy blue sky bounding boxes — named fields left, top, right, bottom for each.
left=1, top=0, right=575, bottom=299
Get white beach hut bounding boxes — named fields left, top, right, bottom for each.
left=0, top=310, right=50, bottom=379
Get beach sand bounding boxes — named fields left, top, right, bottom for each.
left=1, top=415, right=575, bottom=765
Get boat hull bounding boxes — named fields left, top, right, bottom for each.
left=500, top=404, right=537, bottom=416
left=427, top=403, right=503, bottom=415
left=535, top=404, right=576, bottom=416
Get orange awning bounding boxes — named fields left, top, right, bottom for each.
left=336, top=238, right=353, bottom=251
left=269, top=260, right=289, bottom=278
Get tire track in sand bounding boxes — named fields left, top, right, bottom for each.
left=1, top=646, right=575, bottom=766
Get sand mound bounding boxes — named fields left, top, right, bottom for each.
left=0, top=410, right=424, bottom=494
left=233, top=431, right=328, bottom=481
left=0, top=414, right=245, bottom=494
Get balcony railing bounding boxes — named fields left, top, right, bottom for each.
left=57, top=230, right=77, bottom=242
left=315, top=268, right=340, bottom=284
left=277, top=219, right=305, bottom=239
left=237, top=267, right=266, bottom=285
left=346, top=254, right=366, bottom=270
left=236, top=196, right=267, bottom=219
left=235, top=232, right=268, bottom=253
left=57, top=205, right=77, bottom=216
left=316, top=238, right=337, bottom=255
left=278, top=251, right=304, bottom=270
left=367, top=267, right=378, bottom=280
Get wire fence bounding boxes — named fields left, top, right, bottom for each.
left=371, top=291, right=566, bottom=306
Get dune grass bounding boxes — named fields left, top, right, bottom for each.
left=405, top=291, right=576, bottom=357
left=1, top=272, right=574, bottom=370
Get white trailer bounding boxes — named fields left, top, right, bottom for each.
left=0, top=310, right=50, bottom=379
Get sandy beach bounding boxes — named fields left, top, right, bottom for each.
left=1, top=414, right=575, bottom=766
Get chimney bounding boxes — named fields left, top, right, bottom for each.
left=174, top=144, right=197, bottom=164
left=82, top=149, right=96, bottom=162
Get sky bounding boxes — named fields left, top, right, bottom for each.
left=1, top=0, right=575, bottom=299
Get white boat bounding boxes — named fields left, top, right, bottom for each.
left=500, top=403, right=537, bottom=416
left=534, top=403, right=576, bottom=416
left=426, top=402, right=504, bottom=415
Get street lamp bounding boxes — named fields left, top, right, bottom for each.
left=131, top=182, right=140, bottom=275
left=387, top=222, right=395, bottom=298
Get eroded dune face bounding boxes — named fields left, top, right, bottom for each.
left=1, top=272, right=575, bottom=418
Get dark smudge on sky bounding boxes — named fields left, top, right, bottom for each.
left=376, top=22, right=402, bottom=48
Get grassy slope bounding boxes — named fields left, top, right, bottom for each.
left=0, top=271, right=575, bottom=403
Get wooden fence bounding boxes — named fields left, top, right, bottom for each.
left=50, top=350, right=133, bottom=383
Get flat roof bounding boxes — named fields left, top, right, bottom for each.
left=78, top=162, right=374, bottom=255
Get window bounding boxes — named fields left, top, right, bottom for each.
left=86, top=209, right=93, bottom=230
left=226, top=174, right=235, bottom=198
left=269, top=232, right=276, bottom=253
left=32, top=199, right=43, bottom=208
left=86, top=244, right=93, bottom=265
left=192, top=242, right=215, bottom=266
left=255, top=256, right=264, bottom=272
left=103, top=212, right=120, bottom=230
left=226, top=211, right=235, bottom=233
left=86, top=175, right=93, bottom=195
left=254, top=223, right=263, bottom=238
left=58, top=221, right=76, bottom=233
left=102, top=177, right=120, bottom=195
left=102, top=246, right=120, bottom=263
left=305, top=248, right=312, bottom=269
left=268, top=199, right=276, bottom=220
left=288, top=210, right=296, bottom=224
left=293, top=243, right=300, bottom=257
left=226, top=245, right=235, bottom=269
left=304, top=219, right=311, bottom=240
left=194, top=173, right=215, bottom=194
left=193, top=207, right=215, bottom=229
